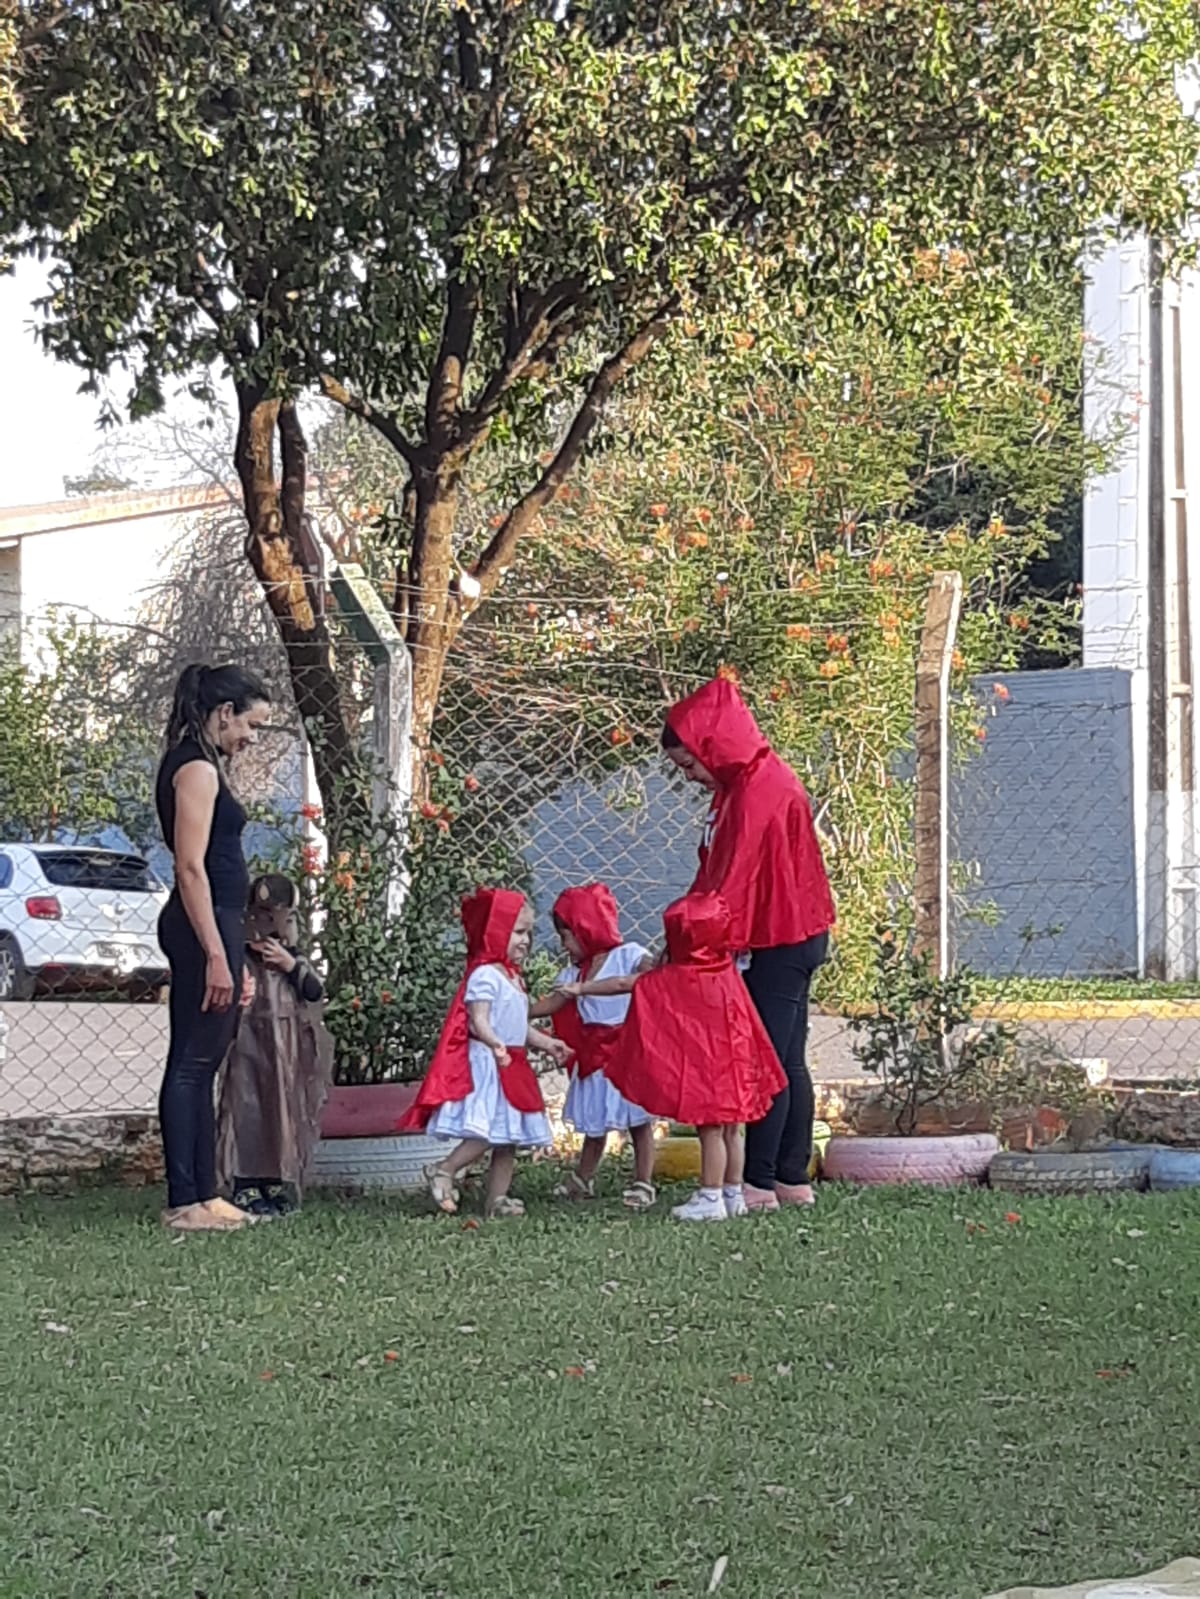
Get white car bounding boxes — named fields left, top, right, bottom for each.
left=0, top=844, right=170, bottom=1001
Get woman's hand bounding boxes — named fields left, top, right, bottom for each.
left=491, top=1041, right=512, bottom=1069
left=203, top=951, right=235, bottom=1013
left=555, top=980, right=584, bottom=999
left=240, top=970, right=257, bottom=1009
left=251, top=937, right=297, bottom=975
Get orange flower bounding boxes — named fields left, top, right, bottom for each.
left=351, top=996, right=362, bottom=1012
left=299, top=803, right=323, bottom=822
left=869, top=559, right=896, bottom=582
left=988, top=517, right=1007, bottom=539
left=419, top=800, right=440, bottom=820
left=717, top=663, right=741, bottom=684
left=526, top=602, right=540, bottom=618
left=797, top=574, right=820, bottom=594
left=694, top=507, right=713, bottom=526
left=952, top=649, right=965, bottom=671
left=488, top=513, right=504, bottom=530
left=688, top=531, right=710, bottom=549
left=735, top=514, right=755, bottom=533
left=649, top=502, right=669, bottom=520
left=610, top=726, right=632, bottom=747
left=429, top=750, right=446, bottom=768
left=993, top=683, right=1010, bottom=701
left=732, top=330, right=755, bottom=351
left=380, top=990, right=394, bottom=1005
left=1008, top=613, right=1031, bottom=632
left=333, top=871, right=355, bottom=892
left=878, top=611, right=900, bottom=629
left=384, top=1351, right=400, bottom=1363
left=464, top=774, right=481, bottom=792
left=825, top=633, right=849, bottom=654
left=302, top=844, right=322, bottom=875
left=817, top=550, right=837, bottom=573
left=1004, top=1212, right=1021, bottom=1225
left=786, top=624, right=812, bottom=642
left=818, top=660, right=840, bottom=680
left=975, top=726, right=987, bottom=742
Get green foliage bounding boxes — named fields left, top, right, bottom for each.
left=259, top=761, right=531, bottom=1085
left=0, top=622, right=157, bottom=847
left=852, top=931, right=1096, bottom=1135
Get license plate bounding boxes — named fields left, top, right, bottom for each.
left=96, top=943, right=147, bottom=973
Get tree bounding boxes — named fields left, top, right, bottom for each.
left=4, top=0, right=1199, bottom=818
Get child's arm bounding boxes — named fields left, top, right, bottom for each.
left=288, top=953, right=325, bottom=1004
left=528, top=989, right=569, bottom=1019
left=467, top=1000, right=511, bottom=1067
left=557, top=953, right=655, bottom=1000
left=526, top=1026, right=572, bottom=1066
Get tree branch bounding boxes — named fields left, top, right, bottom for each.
left=455, top=276, right=587, bottom=450
left=319, top=374, right=420, bottom=470
left=469, top=296, right=678, bottom=602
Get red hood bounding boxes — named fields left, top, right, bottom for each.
left=552, top=883, right=622, bottom=962
left=666, top=678, right=771, bottom=789
left=462, top=888, right=526, bottom=971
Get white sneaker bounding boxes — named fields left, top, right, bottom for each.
left=723, top=1185, right=748, bottom=1218
left=671, top=1189, right=728, bottom=1223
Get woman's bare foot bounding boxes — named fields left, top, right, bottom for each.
left=163, top=1203, right=245, bottom=1232
left=203, top=1197, right=256, bottom=1224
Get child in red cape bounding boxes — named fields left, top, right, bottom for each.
left=529, top=883, right=657, bottom=1209
left=560, top=890, right=785, bottom=1223
left=399, top=888, right=569, bottom=1218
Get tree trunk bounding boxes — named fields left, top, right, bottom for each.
left=403, top=467, right=461, bottom=790
left=235, top=388, right=366, bottom=831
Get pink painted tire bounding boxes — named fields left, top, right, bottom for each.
left=823, top=1132, right=1000, bottom=1187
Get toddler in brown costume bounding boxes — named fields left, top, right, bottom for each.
left=216, top=873, right=334, bottom=1218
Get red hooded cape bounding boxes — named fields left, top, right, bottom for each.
left=398, top=888, right=543, bottom=1131
left=606, top=891, right=786, bottom=1126
left=551, top=883, right=623, bottom=1080
left=666, top=677, right=835, bottom=951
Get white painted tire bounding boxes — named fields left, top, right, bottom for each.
left=309, top=1134, right=444, bottom=1193
left=823, top=1133, right=1000, bottom=1187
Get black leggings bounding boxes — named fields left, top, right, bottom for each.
left=158, top=895, right=245, bottom=1209
left=743, top=934, right=829, bottom=1190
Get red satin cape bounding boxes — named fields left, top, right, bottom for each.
left=606, top=891, right=785, bottom=1126
left=666, top=678, right=835, bottom=951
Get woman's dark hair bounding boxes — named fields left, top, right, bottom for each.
left=552, top=911, right=569, bottom=935
left=660, top=721, right=685, bottom=751
left=166, top=663, right=270, bottom=752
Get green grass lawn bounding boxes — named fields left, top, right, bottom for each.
left=3, top=1173, right=1200, bottom=1599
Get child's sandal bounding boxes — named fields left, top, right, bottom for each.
left=622, top=1180, right=657, bottom=1211
left=425, top=1164, right=459, bottom=1215
left=486, top=1195, right=526, bottom=1220
left=552, top=1171, right=596, bottom=1202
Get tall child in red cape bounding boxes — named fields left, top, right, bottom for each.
left=661, top=677, right=834, bottom=1212
left=399, top=889, right=569, bottom=1218
left=561, top=890, right=785, bottom=1223
left=529, top=883, right=657, bottom=1210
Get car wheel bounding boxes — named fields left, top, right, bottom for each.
left=0, top=935, right=34, bottom=1001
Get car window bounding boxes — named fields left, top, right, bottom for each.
left=36, top=851, right=160, bottom=893
left=0, top=854, right=11, bottom=890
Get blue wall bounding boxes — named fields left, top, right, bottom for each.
left=951, top=667, right=1138, bottom=976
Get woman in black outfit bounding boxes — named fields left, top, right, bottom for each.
left=155, top=663, right=271, bottom=1233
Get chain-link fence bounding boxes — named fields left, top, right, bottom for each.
left=2, top=584, right=1199, bottom=1132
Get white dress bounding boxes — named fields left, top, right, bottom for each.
left=560, top=943, right=654, bottom=1138
left=427, top=965, right=552, bottom=1148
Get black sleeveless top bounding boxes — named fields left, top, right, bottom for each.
left=155, top=738, right=249, bottom=910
